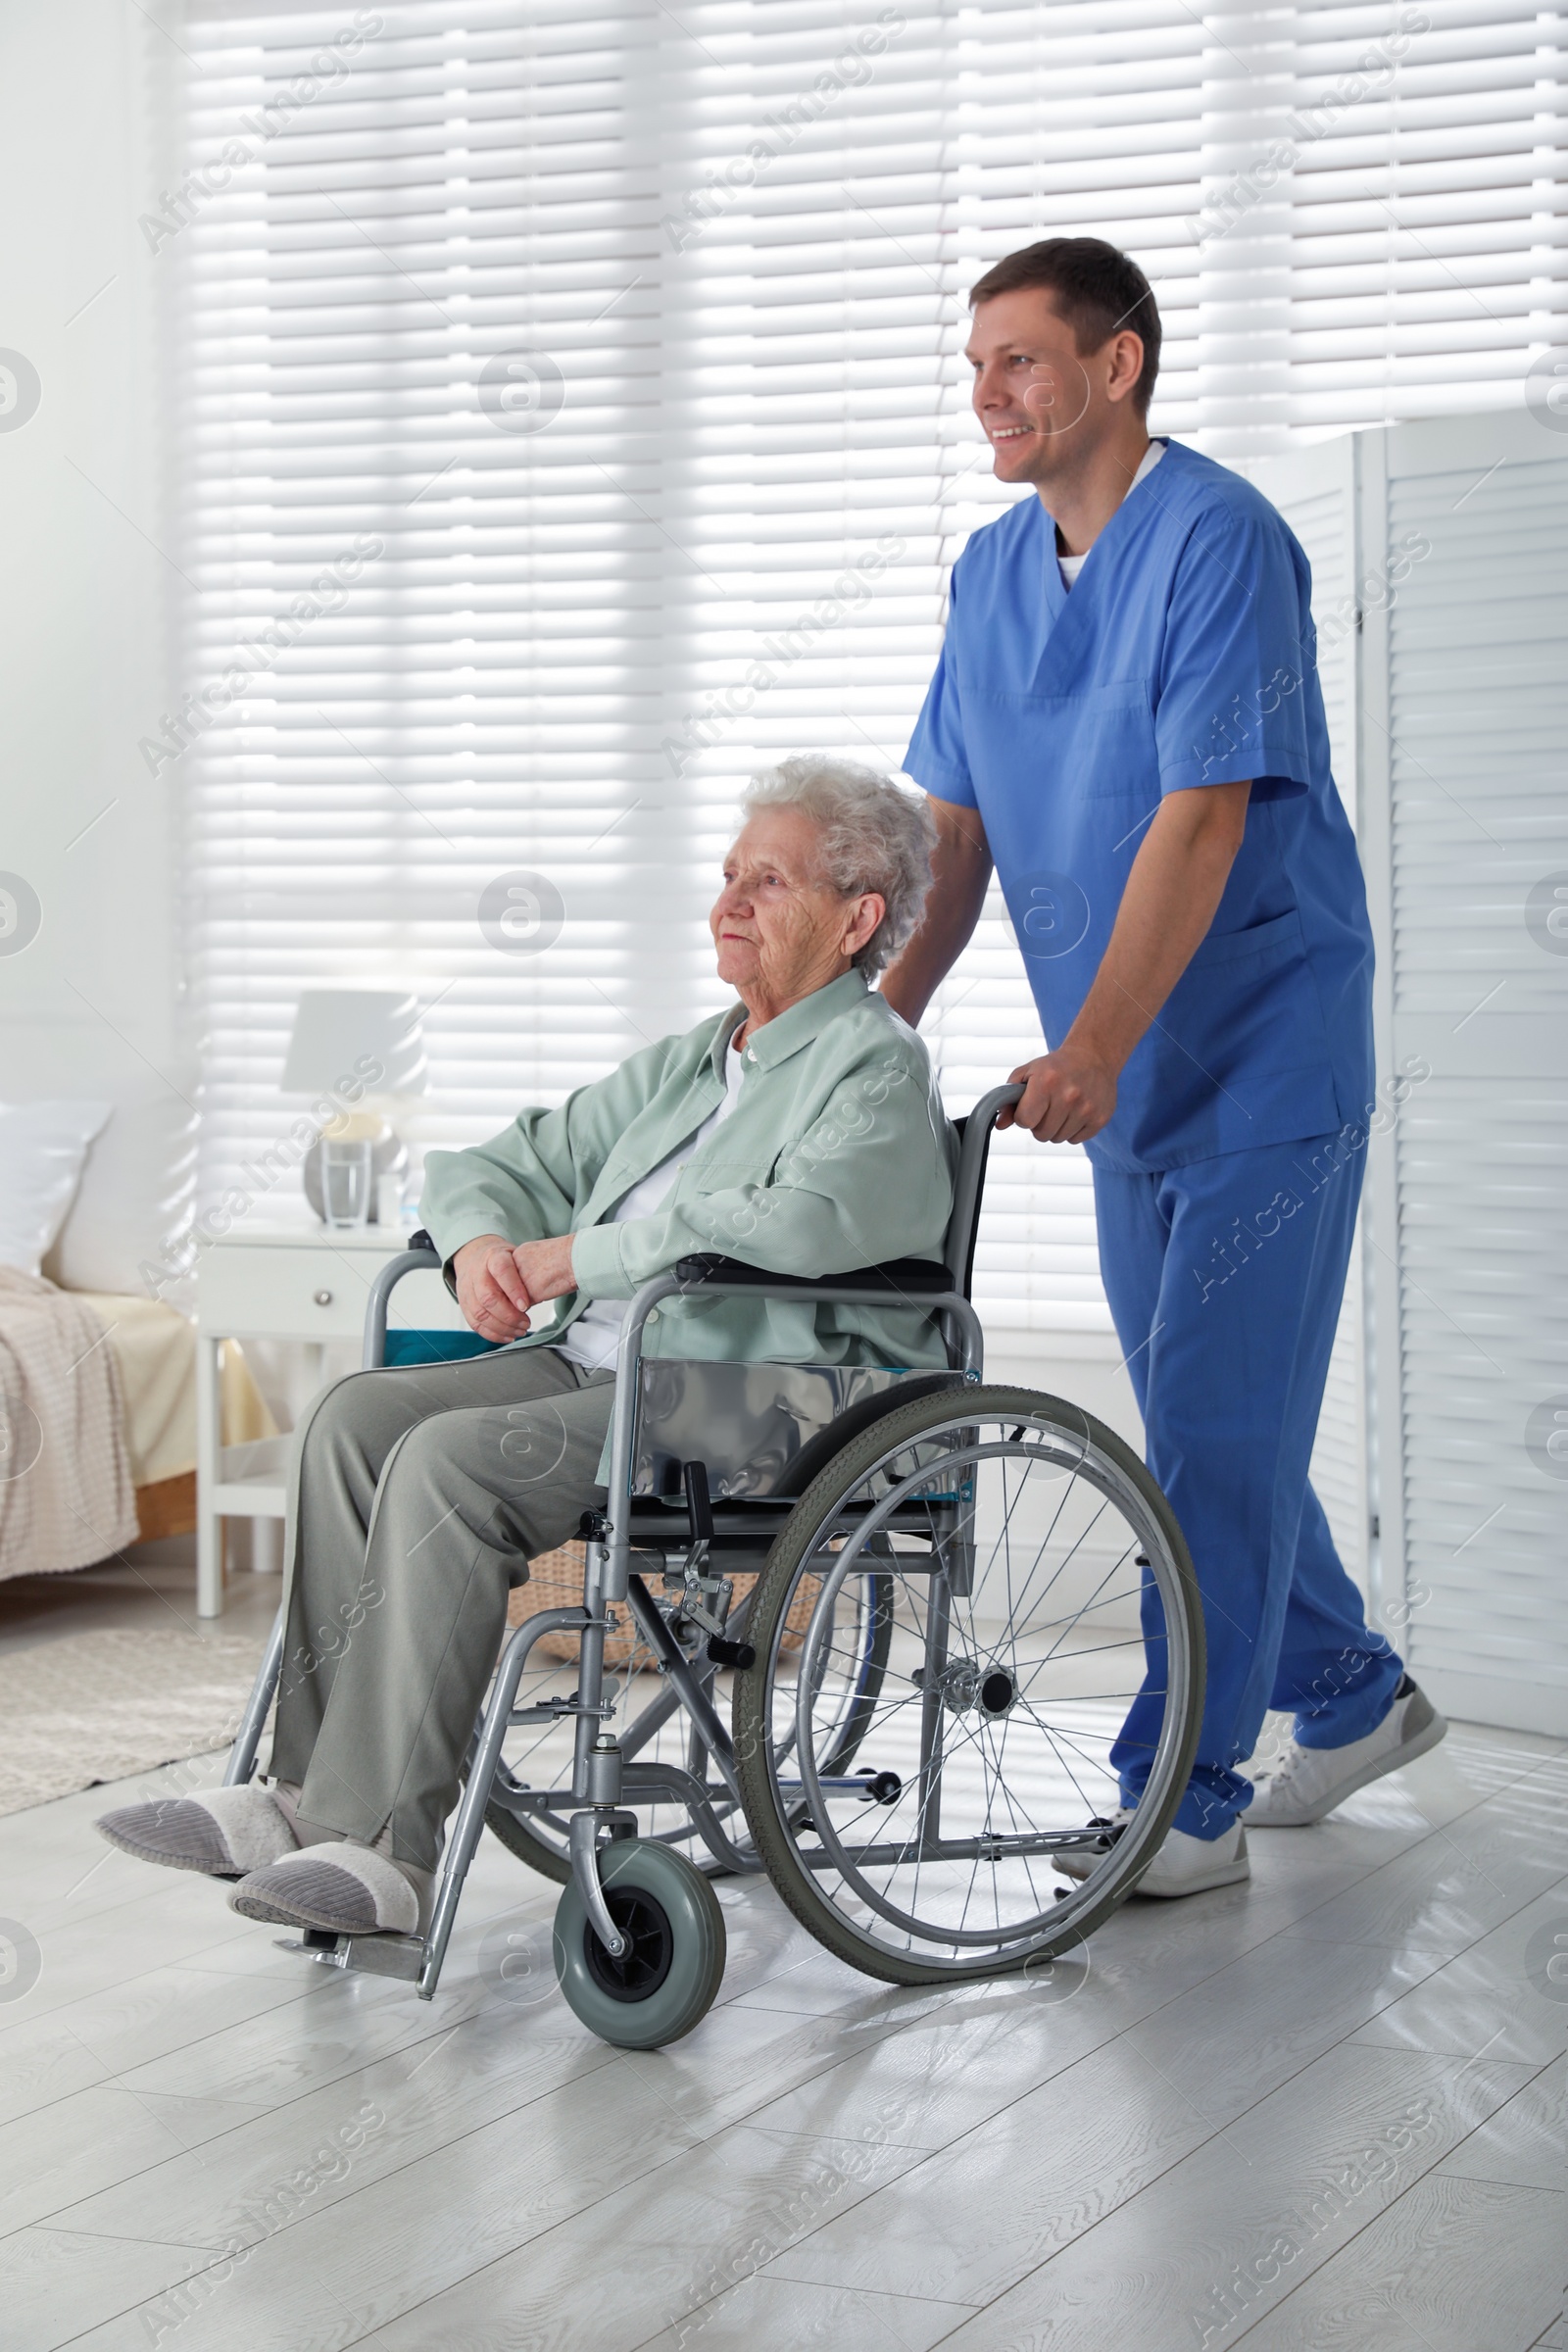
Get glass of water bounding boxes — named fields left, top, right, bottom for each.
left=320, top=1136, right=373, bottom=1229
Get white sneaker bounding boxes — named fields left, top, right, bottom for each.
left=1050, top=1807, right=1135, bottom=1882
left=1246, top=1676, right=1447, bottom=1826
left=1052, top=1809, right=1250, bottom=1899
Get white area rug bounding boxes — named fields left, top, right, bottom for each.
left=0, top=1627, right=268, bottom=1816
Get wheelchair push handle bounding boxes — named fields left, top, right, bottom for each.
left=943, top=1080, right=1025, bottom=1294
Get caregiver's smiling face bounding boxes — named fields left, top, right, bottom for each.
left=967, top=287, right=1142, bottom=491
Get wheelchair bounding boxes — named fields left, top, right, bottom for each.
left=224, top=1084, right=1205, bottom=2048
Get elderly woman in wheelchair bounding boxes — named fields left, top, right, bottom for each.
left=100, top=754, right=1204, bottom=2049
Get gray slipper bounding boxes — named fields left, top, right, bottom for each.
left=230, top=1844, right=421, bottom=1936
left=95, top=1787, right=298, bottom=1880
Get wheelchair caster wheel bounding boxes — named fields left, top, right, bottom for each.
left=553, top=1840, right=725, bottom=2049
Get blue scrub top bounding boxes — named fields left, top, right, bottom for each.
left=905, top=437, right=1374, bottom=1174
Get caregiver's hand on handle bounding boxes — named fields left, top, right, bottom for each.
left=1002, top=1042, right=1118, bottom=1145
left=453, top=1233, right=577, bottom=1343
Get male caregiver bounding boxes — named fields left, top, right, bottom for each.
left=881, top=235, right=1446, bottom=1897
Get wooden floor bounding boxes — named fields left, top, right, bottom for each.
left=0, top=1676, right=1562, bottom=2350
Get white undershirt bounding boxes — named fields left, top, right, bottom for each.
left=1057, top=438, right=1166, bottom=590
left=554, top=1035, right=748, bottom=1374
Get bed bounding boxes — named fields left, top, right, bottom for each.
left=0, top=1095, right=270, bottom=1578
left=69, top=1294, right=270, bottom=1545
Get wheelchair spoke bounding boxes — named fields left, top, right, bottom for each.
left=1014, top=1707, right=1118, bottom=1822
left=999, top=1489, right=1115, bottom=1649
left=992, top=1459, right=1081, bottom=1645
left=1014, top=1611, right=1152, bottom=1663
left=1031, top=1546, right=1146, bottom=1670
left=982, top=1709, right=1049, bottom=1928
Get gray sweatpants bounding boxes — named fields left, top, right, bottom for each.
left=270, top=1346, right=615, bottom=1871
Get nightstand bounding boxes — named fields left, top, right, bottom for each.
left=195, top=1216, right=464, bottom=1617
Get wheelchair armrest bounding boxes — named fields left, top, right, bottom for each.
left=672, top=1252, right=954, bottom=1297
left=362, top=1235, right=444, bottom=1370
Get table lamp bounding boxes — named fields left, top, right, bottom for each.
left=281, top=989, right=427, bottom=1225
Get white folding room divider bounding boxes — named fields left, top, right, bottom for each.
left=1359, top=409, right=1568, bottom=1739
left=1247, top=411, right=1568, bottom=1735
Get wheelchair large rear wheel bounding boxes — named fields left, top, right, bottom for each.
left=733, top=1386, right=1204, bottom=1985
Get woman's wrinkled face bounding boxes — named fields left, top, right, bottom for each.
left=710, top=806, right=881, bottom=1010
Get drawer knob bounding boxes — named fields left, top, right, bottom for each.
left=313, top=1288, right=334, bottom=1307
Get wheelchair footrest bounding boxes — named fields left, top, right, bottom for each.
left=276, top=1931, right=425, bottom=1983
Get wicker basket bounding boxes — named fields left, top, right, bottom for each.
left=509, top=1543, right=816, bottom=1665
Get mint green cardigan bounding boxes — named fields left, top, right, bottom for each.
left=418, top=970, right=956, bottom=1370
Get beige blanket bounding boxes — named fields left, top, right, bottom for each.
left=71, top=1289, right=200, bottom=1486
left=64, top=1295, right=275, bottom=1486
left=0, top=1266, right=139, bottom=1579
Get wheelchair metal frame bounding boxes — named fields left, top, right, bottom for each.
left=222, top=1084, right=1020, bottom=1999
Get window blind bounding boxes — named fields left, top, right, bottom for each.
left=174, top=0, right=1566, bottom=1335
left=173, top=0, right=721, bottom=1225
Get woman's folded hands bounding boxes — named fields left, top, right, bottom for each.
left=452, top=1233, right=577, bottom=1343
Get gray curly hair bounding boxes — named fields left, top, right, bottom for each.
left=739, top=755, right=937, bottom=979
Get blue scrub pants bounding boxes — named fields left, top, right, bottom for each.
left=1094, top=1131, right=1403, bottom=1840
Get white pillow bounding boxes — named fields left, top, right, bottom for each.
left=46, top=1093, right=198, bottom=1297
left=0, top=1100, right=113, bottom=1279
